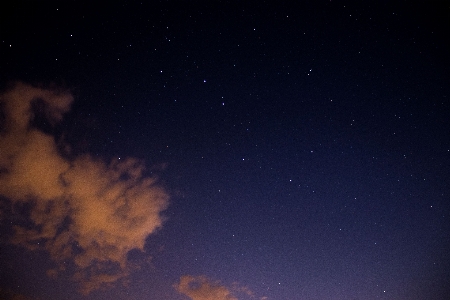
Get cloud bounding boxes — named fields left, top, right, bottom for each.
left=0, top=287, right=37, bottom=300
left=174, top=275, right=238, bottom=300
left=174, top=275, right=268, bottom=300
left=0, top=82, right=169, bottom=294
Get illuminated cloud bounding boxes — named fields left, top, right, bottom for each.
left=174, top=275, right=238, bottom=300
left=0, top=82, right=169, bottom=294
left=0, top=287, right=36, bottom=300
left=174, top=275, right=268, bottom=300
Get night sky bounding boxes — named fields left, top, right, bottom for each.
left=0, top=1, right=449, bottom=299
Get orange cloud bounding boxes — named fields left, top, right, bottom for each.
left=0, top=287, right=37, bottom=300
left=174, top=275, right=238, bottom=300
left=0, top=82, right=169, bottom=294
left=174, top=275, right=269, bottom=300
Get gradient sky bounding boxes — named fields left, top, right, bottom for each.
left=0, top=1, right=449, bottom=300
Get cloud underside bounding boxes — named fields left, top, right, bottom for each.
left=174, top=275, right=238, bottom=300
left=174, top=275, right=266, bottom=300
left=0, top=82, right=169, bottom=294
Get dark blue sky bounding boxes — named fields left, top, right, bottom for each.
left=1, top=1, right=449, bottom=299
